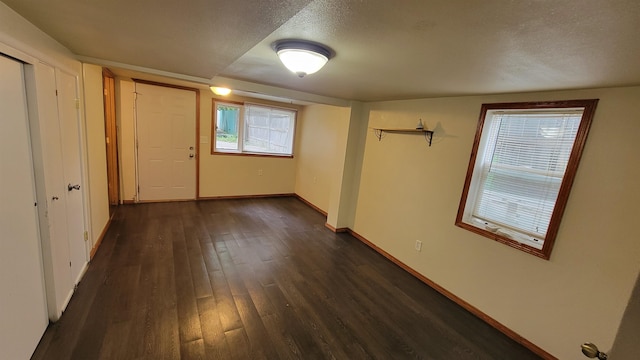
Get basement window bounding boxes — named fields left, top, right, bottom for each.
left=213, top=101, right=296, bottom=157
left=455, top=99, right=598, bottom=259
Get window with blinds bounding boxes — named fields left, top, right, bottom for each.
left=456, top=100, right=598, bottom=259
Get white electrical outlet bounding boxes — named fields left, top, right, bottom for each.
left=415, top=240, right=422, bottom=252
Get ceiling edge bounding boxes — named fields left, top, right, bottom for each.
left=76, top=56, right=213, bottom=85
left=212, top=76, right=351, bottom=107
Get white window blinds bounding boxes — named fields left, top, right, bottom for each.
left=472, top=110, right=583, bottom=243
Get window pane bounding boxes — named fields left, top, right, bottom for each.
left=244, top=105, right=295, bottom=155
left=473, top=112, right=582, bottom=242
left=216, top=104, right=240, bottom=151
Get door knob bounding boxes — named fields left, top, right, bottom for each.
left=189, top=153, right=195, bottom=158
left=581, top=343, right=608, bottom=359
left=68, top=183, right=81, bottom=191
left=52, top=196, right=59, bottom=201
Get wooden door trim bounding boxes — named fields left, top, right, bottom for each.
left=102, top=68, right=119, bottom=205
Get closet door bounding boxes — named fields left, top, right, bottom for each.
left=36, top=63, right=73, bottom=319
left=55, top=68, right=87, bottom=284
left=0, top=54, right=48, bottom=359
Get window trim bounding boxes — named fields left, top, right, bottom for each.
left=211, top=101, right=243, bottom=154
left=455, top=99, right=598, bottom=259
left=211, top=100, right=297, bottom=158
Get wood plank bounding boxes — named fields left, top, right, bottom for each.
left=234, top=293, right=280, bottom=359
left=180, top=339, right=206, bottom=360
left=208, top=269, right=243, bottom=332
left=196, top=296, right=232, bottom=359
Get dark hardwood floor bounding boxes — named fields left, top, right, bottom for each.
left=32, top=197, right=541, bottom=360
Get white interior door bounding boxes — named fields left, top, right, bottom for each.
left=136, top=83, right=196, bottom=201
left=0, top=54, right=48, bottom=360
left=36, top=63, right=73, bottom=319
left=56, top=68, right=87, bottom=284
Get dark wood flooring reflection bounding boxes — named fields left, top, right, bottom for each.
left=32, top=197, right=541, bottom=360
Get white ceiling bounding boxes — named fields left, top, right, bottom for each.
left=4, top=0, right=640, bottom=102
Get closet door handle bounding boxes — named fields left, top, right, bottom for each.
left=68, top=183, right=81, bottom=191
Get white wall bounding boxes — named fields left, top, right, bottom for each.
left=351, top=86, right=640, bottom=359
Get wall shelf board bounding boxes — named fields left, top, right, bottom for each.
left=372, top=128, right=434, bottom=146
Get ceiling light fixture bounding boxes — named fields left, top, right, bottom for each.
left=274, top=40, right=333, bottom=78
left=210, top=86, right=231, bottom=96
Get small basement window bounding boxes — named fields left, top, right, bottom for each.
left=213, top=101, right=296, bottom=157
left=456, top=99, right=598, bottom=259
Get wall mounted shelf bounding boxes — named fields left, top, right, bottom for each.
left=372, top=128, right=434, bottom=146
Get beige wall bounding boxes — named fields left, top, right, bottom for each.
left=610, top=271, right=640, bottom=358
left=295, top=104, right=351, bottom=213
left=117, top=83, right=300, bottom=199
left=199, top=92, right=298, bottom=197
left=82, top=63, right=110, bottom=248
left=329, top=101, right=368, bottom=229
left=0, top=2, right=78, bottom=74
left=351, top=86, right=640, bottom=359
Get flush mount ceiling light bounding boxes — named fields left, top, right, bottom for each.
left=210, top=86, right=231, bottom=96
left=274, top=40, right=333, bottom=78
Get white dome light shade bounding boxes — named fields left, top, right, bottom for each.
left=275, top=40, right=332, bottom=78
left=277, top=48, right=328, bottom=77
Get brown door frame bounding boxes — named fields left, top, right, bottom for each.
left=102, top=68, right=120, bottom=206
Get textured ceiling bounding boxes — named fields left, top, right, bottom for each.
left=2, top=0, right=313, bottom=78
left=4, top=0, right=640, bottom=102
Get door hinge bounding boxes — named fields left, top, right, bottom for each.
left=75, top=98, right=80, bottom=109
left=84, top=231, right=89, bottom=241
left=104, top=88, right=108, bottom=96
